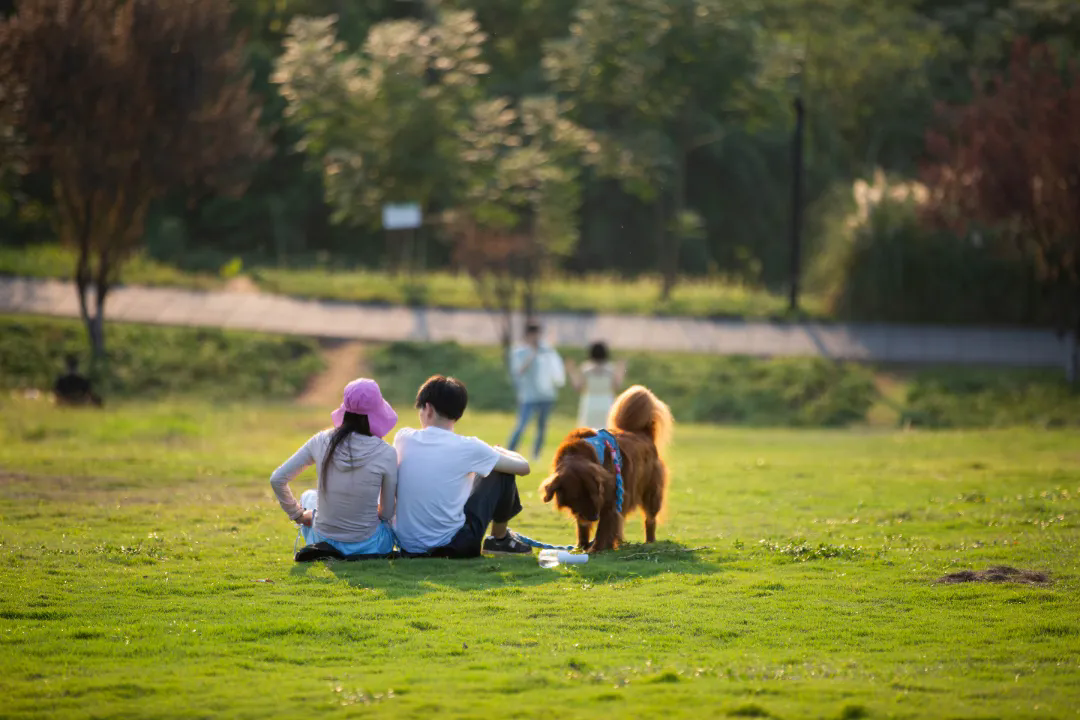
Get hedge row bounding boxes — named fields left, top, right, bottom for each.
left=0, top=315, right=323, bottom=401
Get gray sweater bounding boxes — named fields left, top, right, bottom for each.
left=270, top=430, right=398, bottom=543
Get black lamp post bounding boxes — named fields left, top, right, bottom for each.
left=788, top=95, right=806, bottom=314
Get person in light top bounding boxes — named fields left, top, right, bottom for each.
left=568, top=341, right=625, bottom=429
left=270, top=378, right=398, bottom=556
left=393, top=375, right=534, bottom=557
left=507, top=323, right=565, bottom=459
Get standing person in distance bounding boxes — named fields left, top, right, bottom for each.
left=507, top=322, right=565, bottom=460
left=568, top=341, right=625, bottom=429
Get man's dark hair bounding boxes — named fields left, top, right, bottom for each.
left=525, top=323, right=541, bottom=335
left=415, top=375, right=468, bottom=421
left=588, top=341, right=610, bottom=362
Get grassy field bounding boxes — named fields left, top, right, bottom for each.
left=2, top=397, right=1079, bottom=719
left=0, top=243, right=824, bottom=319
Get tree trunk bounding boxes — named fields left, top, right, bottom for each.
left=75, top=241, right=92, bottom=336
left=660, top=148, right=687, bottom=302
left=73, top=232, right=103, bottom=369
left=494, top=277, right=515, bottom=371
left=656, top=193, right=672, bottom=301
left=88, top=248, right=111, bottom=364
left=788, top=96, right=806, bottom=314
left=522, top=283, right=535, bottom=325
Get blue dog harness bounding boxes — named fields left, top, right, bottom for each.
left=583, top=429, right=624, bottom=514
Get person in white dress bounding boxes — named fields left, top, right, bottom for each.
left=568, top=341, right=626, bottom=429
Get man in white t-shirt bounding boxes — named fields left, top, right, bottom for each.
left=393, top=375, right=534, bottom=557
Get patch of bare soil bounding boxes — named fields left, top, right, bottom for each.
left=937, top=566, right=1050, bottom=585
left=224, top=275, right=260, bottom=293
left=296, top=340, right=368, bottom=407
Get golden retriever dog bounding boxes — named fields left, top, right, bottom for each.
left=540, top=385, right=673, bottom=553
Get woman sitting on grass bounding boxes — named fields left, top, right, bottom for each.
left=270, top=378, right=399, bottom=556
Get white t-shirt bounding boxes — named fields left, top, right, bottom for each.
left=392, top=426, right=501, bottom=553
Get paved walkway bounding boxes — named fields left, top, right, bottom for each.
left=0, top=277, right=1069, bottom=367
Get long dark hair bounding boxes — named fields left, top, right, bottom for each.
left=589, top=341, right=610, bottom=362
left=321, top=412, right=372, bottom=490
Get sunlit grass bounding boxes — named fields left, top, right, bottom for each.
left=0, top=243, right=220, bottom=290
left=2, top=397, right=1079, bottom=718
left=254, top=266, right=826, bottom=319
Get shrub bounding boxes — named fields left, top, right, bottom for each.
left=369, top=341, right=517, bottom=413
left=812, top=172, right=1042, bottom=326
left=369, top=342, right=878, bottom=427
left=901, top=368, right=1080, bottom=428
left=0, top=315, right=323, bottom=400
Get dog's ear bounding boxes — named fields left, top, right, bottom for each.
left=540, top=475, right=561, bottom=503
left=586, top=472, right=604, bottom=514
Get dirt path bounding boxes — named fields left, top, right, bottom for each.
left=5, top=276, right=1067, bottom=366
left=866, top=371, right=907, bottom=427
left=296, top=340, right=369, bottom=407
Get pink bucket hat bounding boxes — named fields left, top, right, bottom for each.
left=330, top=378, right=398, bottom=438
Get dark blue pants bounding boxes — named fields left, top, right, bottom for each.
left=427, top=471, right=523, bottom=559
left=507, top=400, right=554, bottom=457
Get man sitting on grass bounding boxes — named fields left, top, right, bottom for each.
left=393, top=375, right=534, bottom=557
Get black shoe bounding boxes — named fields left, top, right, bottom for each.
left=482, top=531, right=533, bottom=555
left=295, top=542, right=345, bottom=562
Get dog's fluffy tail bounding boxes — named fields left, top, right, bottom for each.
left=607, top=385, right=673, bottom=451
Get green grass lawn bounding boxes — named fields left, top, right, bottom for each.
left=2, top=397, right=1078, bottom=719
left=0, top=243, right=825, bottom=319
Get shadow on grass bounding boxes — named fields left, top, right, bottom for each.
left=290, top=540, right=730, bottom=598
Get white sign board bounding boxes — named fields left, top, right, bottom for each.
left=382, top=203, right=422, bottom=230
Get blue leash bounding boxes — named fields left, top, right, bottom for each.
left=511, top=532, right=577, bottom=551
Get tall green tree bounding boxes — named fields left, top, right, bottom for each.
left=149, top=0, right=405, bottom=265
left=277, top=8, right=594, bottom=338
left=443, top=0, right=577, bottom=96
left=762, top=0, right=944, bottom=177
left=451, top=95, right=594, bottom=348
left=273, top=10, right=489, bottom=239
left=544, top=0, right=768, bottom=299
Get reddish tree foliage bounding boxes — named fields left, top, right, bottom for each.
left=923, top=39, right=1080, bottom=377
left=445, top=212, right=541, bottom=363
left=0, top=0, right=269, bottom=360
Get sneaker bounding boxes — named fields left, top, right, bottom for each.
left=482, top=531, right=533, bottom=555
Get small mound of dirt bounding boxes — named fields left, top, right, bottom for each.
left=937, top=565, right=1049, bottom=585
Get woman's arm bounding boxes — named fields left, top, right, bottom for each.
left=567, top=359, right=583, bottom=392
left=613, top=360, right=627, bottom=388
left=269, top=438, right=317, bottom=522
left=378, top=462, right=398, bottom=523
